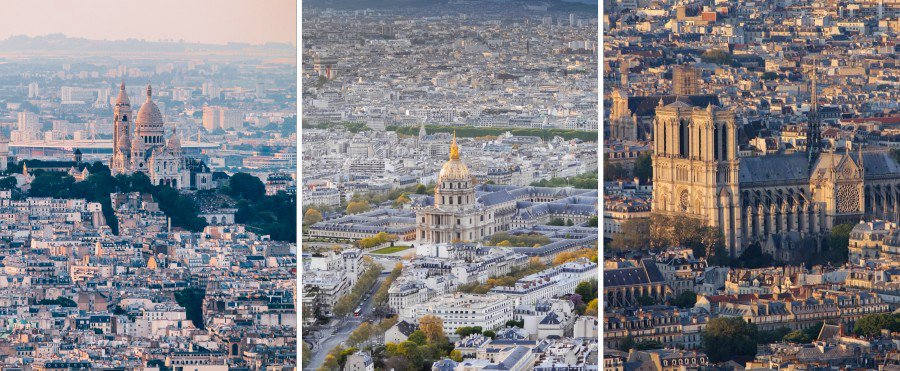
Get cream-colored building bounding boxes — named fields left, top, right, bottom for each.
left=416, top=134, right=495, bottom=244
left=651, top=100, right=900, bottom=257
left=110, top=82, right=212, bottom=190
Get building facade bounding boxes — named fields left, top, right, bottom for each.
left=110, top=82, right=211, bottom=190
left=651, top=100, right=900, bottom=256
left=416, top=134, right=495, bottom=244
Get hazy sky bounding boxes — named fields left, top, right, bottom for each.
left=0, top=0, right=297, bottom=45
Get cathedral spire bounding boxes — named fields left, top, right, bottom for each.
left=450, top=131, right=459, bottom=160
left=146, top=84, right=152, bottom=99
left=807, top=55, right=822, bottom=170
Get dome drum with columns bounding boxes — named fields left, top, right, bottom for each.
left=417, top=133, right=495, bottom=244
left=110, top=82, right=212, bottom=190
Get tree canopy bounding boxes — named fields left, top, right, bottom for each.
left=702, top=317, right=758, bottom=363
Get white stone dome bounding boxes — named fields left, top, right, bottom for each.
left=136, top=85, right=163, bottom=125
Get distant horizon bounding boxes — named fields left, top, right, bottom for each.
left=0, top=0, right=296, bottom=46
left=0, top=33, right=296, bottom=47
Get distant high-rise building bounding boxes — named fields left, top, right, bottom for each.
left=569, top=13, right=576, bottom=26
left=202, top=106, right=221, bottom=131
left=18, top=111, right=40, bottom=135
left=203, top=106, right=243, bottom=131
left=0, top=132, right=8, bottom=172
left=28, top=82, right=39, bottom=98
left=672, top=65, right=699, bottom=96
left=202, top=82, right=220, bottom=98
left=256, top=82, right=266, bottom=99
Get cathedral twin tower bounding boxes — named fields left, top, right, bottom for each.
left=650, top=100, right=743, bottom=252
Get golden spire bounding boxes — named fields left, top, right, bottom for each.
left=449, top=131, right=459, bottom=160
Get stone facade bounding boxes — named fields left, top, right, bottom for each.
left=651, top=100, right=900, bottom=256
left=416, top=134, right=495, bottom=244
left=110, top=82, right=211, bottom=190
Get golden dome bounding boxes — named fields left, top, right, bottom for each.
left=438, top=132, right=471, bottom=182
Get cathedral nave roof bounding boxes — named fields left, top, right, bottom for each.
left=738, top=153, right=810, bottom=185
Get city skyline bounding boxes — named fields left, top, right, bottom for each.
left=0, top=0, right=297, bottom=46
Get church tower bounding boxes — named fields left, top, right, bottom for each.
left=651, top=100, right=743, bottom=255
left=807, top=56, right=822, bottom=169
left=111, top=81, right=132, bottom=174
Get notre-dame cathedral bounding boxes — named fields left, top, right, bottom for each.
left=650, top=65, right=900, bottom=257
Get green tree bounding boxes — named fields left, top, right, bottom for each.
left=506, top=319, right=525, bottom=328
left=228, top=172, right=266, bottom=201
left=482, top=330, right=496, bottom=339
left=854, top=314, right=900, bottom=337
left=756, top=327, right=791, bottom=344
left=636, top=295, right=656, bottom=306
left=153, top=187, right=207, bottom=232
left=736, top=242, right=773, bottom=268
left=408, top=330, right=427, bottom=345
left=702, top=317, right=758, bottom=363
left=618, top=336, right=636, bottom=351
left=701, top=49, right=732, bottom=65
left=29, top=172, right=75, bottom=198
left=347, top=322, right=374, bottom=346
left=455, top=326, right=483, bottom=338
left=633, top=152, right=652, bottom=183
left=824, top=223, right=854, bottom=265
left=783, top=329, right=811, bottom=343
left=174, top=287, right=206, bottom=329
left=671, top=291, right=697, bottom=308
left=575, top=280, right=598, bottom=302
left=548, top=218, right=566, bottom=226
left=449, top=350, right=463, bottom=362
left=0, top=176, right=17, bottom=189
left=36, top=297, right=77, bottom=307
left=604, top=162, right=627, bottom=181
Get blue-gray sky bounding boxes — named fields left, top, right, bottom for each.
left=0, top=0, right=296, bottom=45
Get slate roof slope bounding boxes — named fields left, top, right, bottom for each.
left=738, top=153, right=810, bottom=185
left=604, top=259, right=665, bottom=288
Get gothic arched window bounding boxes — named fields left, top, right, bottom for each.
left=679, top=120, right=689, bottom=158
left=721, top=124, right=729, bottom=160
left=713, top=125, right=720, bottom=161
